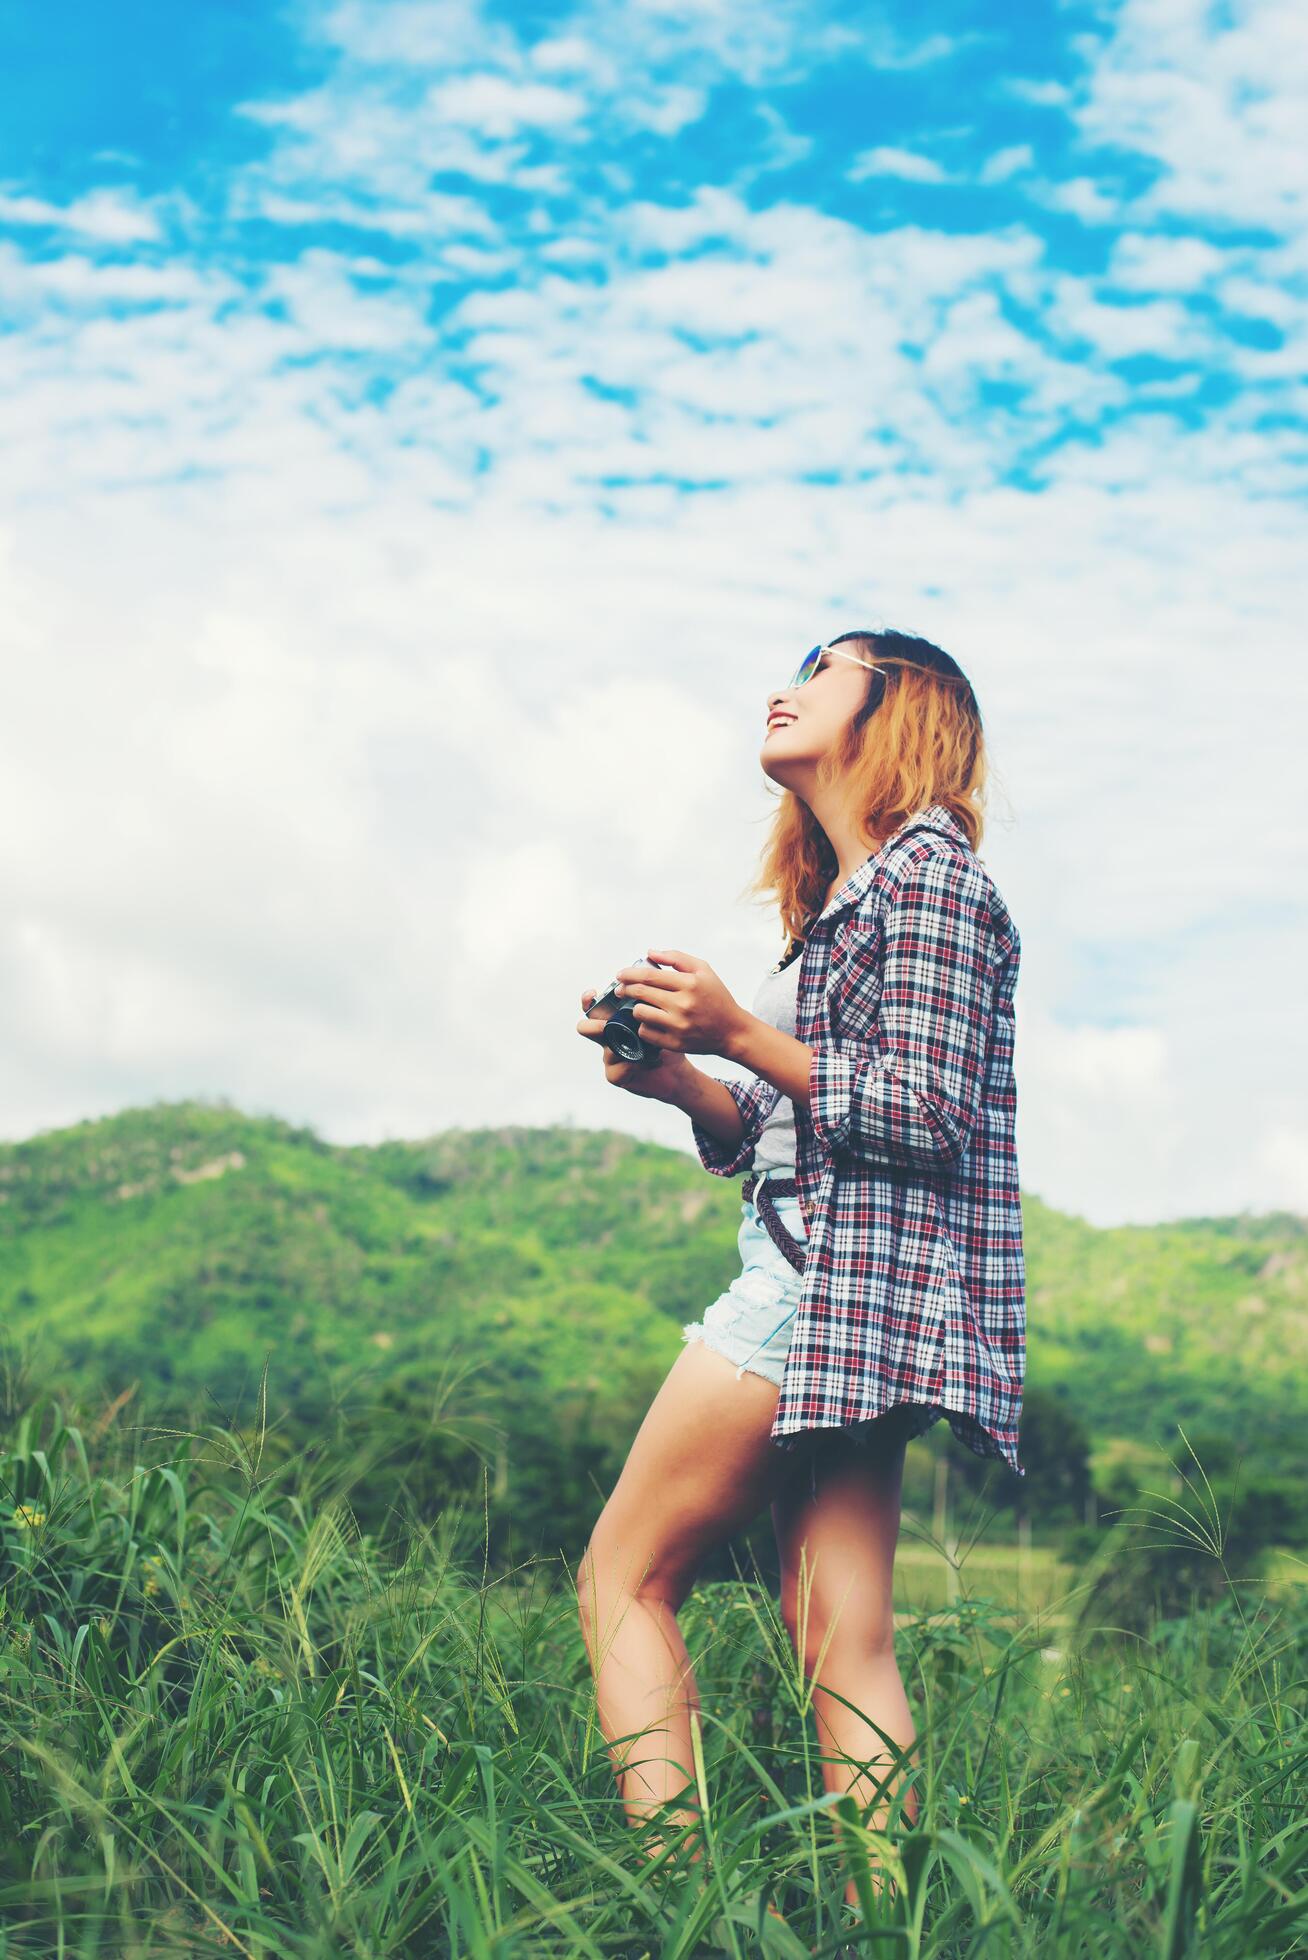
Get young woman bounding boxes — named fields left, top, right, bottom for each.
left=574, top=630, right=1025, bottom=1911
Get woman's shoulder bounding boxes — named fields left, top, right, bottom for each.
left=859, top=830, right=1019, bottom=953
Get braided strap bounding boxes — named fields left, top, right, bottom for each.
left=741, top=1172, right=808, bottom=1275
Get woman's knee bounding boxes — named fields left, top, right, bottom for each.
left=777, top=1572, right=815, bottom=1658
left=576, top=1515, right=687, bottom=1636
left=779, top=1576, right=897, bottom=1670
left=576, top=1538, right=628, bottom=1656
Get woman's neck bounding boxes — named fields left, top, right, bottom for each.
left=823, top=836, right=883, bottom=910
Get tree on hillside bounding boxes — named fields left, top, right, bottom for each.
left=946, top=1383, right=1092, bottom=1526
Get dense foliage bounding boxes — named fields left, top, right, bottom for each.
left=1, top=1394, right=1305, bottom=1954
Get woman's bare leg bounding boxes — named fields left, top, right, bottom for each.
left=772, top=1418, right=921, bottom=1908
left=576, top=1339, right=788, bottom=1861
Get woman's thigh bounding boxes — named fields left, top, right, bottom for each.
left=582, top=1339, right=791, bottom=1611
left=770, top=1417, right=916, bottom=1653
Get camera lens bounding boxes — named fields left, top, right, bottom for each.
left=603, top=1004, right=645, bottom=1062
left=601, top=1003, right=661, bottom=1068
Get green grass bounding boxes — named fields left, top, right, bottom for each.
left=2, top=1388, right=1306, bottom=1956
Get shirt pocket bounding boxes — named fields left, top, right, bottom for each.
left=827, top=916, right=885, bottom=1042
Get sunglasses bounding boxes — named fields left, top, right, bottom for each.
left=787, top=643, right=885, bottom=689
left=787, top=638, right=977, bottom=708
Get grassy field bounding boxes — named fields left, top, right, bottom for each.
left=3, top=1103, right=1306, bottom=1951
left=2, top=1391, right=1306, bottom=1957
left=888, top=1543, right=1068, bottom=1619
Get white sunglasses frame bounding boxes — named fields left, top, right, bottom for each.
left=786, top=643, right=887, bottom=689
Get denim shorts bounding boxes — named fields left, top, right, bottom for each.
left=681, top=1171, right=809, bottom=1388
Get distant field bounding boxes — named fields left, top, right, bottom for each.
left=891, top=1541, right=1070, bottom=1616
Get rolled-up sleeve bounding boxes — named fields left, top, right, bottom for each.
left=809, top=850, right=995, bottom=1172
left=691, top=1073, right=782, bottom=1177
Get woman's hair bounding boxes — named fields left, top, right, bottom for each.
left=744, top=629, right=988, bottom=953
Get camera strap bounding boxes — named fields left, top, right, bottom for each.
left=740, top=1171, right=808, bottom=1275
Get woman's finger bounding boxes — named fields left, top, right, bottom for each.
left=615, top=977, right=673, bottom=1002
left=629, top=998, right=677, bottom=1027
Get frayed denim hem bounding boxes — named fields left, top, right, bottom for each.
left=680, top=1319, right=787, bottom=1389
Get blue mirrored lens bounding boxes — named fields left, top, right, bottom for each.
left=790, top=644, right=822, bottom=687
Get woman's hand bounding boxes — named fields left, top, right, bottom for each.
left=608, top=948, right=749, bottom=1059
left=577, top=986, right=695, bottom=1102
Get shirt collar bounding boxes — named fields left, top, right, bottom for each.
left=814, top=803, right=971, bottom=927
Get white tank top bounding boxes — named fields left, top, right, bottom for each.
left=748, top=945, right=803, bottom=1176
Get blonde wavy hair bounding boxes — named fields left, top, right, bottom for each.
left=742, top=629, right=988, bottom=955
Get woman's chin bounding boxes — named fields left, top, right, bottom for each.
left=760, top=751, right=801, bottom=786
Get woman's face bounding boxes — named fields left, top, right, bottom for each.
left=760, top=646, right=871, bottom=787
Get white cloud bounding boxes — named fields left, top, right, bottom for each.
left=0, top=0, right=1304, bottom=1230
left=0, top=242, right=224, bottom=312
left=869, top=32, right=967, bottom=71
left=749, top=100, right=814, bottom=175
left=0, top=187, right=162, bottom=243
left=1004, top=78, right=1073, bottom=107
left=1, top=444, right=1303, bottom=1223
left=979, top=144, right=1034, bottom=185
left=1106, top=230, right=1227, bottom=291
left=848, top=146, right=949, bottom=185
left=1073, top=0, right=1308, bottom=236
left=1041, top=1022, right=1169, bottom=1100
left=626, top=85, right=709, bottom=137
left=263, top=250, right=429, bottom=351
left=1216, top=272, right=1299, bottom=327
left=1047, top=279, right=1198, bottom=359
left=426, top=72, right=587, bottom=137
left=239, top=187, right=495, bottom=239
left=1037, top=176, right=1123, bottom=226
left=1255, top=1127, right=1308, bottom=1213
left=529, top=35, right=596, bottom=75
left=1012, top=1010, right=1184, bottom=1226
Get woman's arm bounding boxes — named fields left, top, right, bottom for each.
left=721, top=851, right=998, bottom=1172
left=579, top=972, right=777, bottom=1175
left=722, top=1016, right=814, bottom=1103
left=663, top=1066, right=747, bottom=1145
left=661, top=1061, right=782, bottom=1177
left=806, top=850, right=998, bottom=1172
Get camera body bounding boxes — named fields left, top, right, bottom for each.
left=586, top=957, right=665, bottom=1069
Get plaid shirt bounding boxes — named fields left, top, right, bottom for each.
left=691, top=803, right=1026, bottom=1476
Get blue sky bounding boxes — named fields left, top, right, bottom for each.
left=0, top=0, right=1304, bottom=1224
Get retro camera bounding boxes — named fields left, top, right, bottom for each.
left=585, top=957, right=666, bottom=1069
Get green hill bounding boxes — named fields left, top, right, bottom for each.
left=1, top=1100, right=1304, bottom=1554
left=1018, top=1188, right=1308, bottom=1458
left=0, top=1099, right=715, bottom=1411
